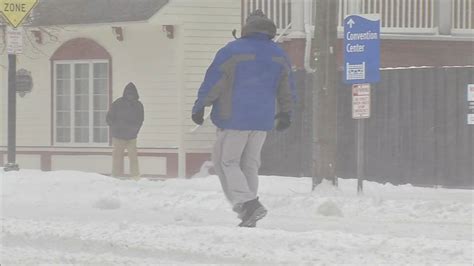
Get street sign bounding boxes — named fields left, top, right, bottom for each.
left=1, top=0, right=38, bottom=171
left=0, top=0, right=38, bottom=28
left=343, top=14, right=381, bottom=84
left=468, top=84, right=474, bottom=101
left=352, top=84, right=371, bottom=119
left=16, top=68, right=33, bottom=96
left=6, top=26, right=22, bottom=54
left=468, top=103, right=474, bottom=125
left=468, top=84, right=474, bottom=125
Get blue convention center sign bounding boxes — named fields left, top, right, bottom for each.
left=343, top=14, right=380, bottom=84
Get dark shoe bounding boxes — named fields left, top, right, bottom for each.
left=238, top=198, right=267, bottom=227
left=232, top=203, right=245, bottom=220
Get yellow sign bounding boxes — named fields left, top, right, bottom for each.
left=0, top=0, right=38, bottom=28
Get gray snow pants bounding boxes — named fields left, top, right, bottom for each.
left=212, top=129, right=267, bottom=206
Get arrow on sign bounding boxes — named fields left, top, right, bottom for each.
left=347, top=18, right=355, bottom=29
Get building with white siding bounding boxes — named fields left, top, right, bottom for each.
left=1, top=0, right=473, bottom=179
left=0, top=0, right=241, bottom=177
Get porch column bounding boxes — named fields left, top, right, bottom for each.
left=437, top=0, right=452, bottom=35
left=288, top=0, right=305, bottom=37
left=347, top=0, right=362, bottom=14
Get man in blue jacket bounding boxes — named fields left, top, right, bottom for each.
left=191, top=10, right=296, bottom=227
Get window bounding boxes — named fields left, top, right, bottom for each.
left=54, top=61, right=109, bottom=145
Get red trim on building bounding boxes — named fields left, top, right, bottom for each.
left=41, top=152, right=52, bottom=171
left=0, top=149, right=180, bottom=177
left=51, top=38, right=112, bottom=61
left=165, top=153, right=179, bottom=177
left=3, top=150, right=235, bottom=178
left=281, top=38, right=473, bottom=69
left=186, top=153, right=212, bottom=177
left=336, top=39, right=474, bottom=68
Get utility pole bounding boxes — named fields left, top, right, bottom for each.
left=312, top=0, right=339, bottom=189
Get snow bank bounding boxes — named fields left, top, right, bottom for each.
left=1, top=169, right=472, bottom=264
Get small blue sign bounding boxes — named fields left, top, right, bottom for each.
left=343, top=14, right=380, bottom=84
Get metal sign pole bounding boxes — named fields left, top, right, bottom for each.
left=357, top=119, right=364, bottom=194
left=5, top=53, right=19, bottom=171
left=352, top=83, right=370, bottom=194
left=343, top=14, right=380, bottom=194
left=1, top=0, right=39, bottom=171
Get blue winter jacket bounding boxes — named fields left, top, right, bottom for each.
left=192, top=33, right=296, bottom=131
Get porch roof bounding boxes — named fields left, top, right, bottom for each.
left=1, top=0, right=169, bottom=27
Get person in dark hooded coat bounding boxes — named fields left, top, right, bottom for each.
left=106, top=82, right=144, bottom=179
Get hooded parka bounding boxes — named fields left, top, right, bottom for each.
left=106, top=82, right=144, bottom=140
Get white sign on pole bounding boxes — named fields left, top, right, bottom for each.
left=352, top=83, right=371, bottom=119
left=468, top=84, right=474, bottom=102
left=468, top=114, right=474, bottom=125
left=6, top=26, right=23, bottom=54
left=468, top=84, right=474, bottom=125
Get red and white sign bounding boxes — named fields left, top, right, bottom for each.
left=468, top=114, right=474, bottom=125
left=6, top=26, right=23, bottom=54
left=352, top=83, right=371, bottom=119
left=468, top=84, right=474, bottom=125
left=468, top=84, right=474, bottom=102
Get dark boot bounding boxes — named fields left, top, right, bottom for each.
left=232, top=203, right=245, bottom=220
left=238, top=197, right=267, bottom=227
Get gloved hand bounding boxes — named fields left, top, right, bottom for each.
left=192, top=109, right=205, bottom=125
left=275, top=112, right=291, bottom=131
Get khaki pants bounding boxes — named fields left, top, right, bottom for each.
left=112, top=138, right=139, bottom=178
left=212, top=129, right=267, bottom=205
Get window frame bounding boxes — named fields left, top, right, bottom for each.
left=53, top=59, right=110, bottom=147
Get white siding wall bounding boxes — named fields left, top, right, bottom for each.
left=14, top=34, right=53, bottom=146
left=8, top=23, right=180, bottom=148
left=162, top=0, right=241, bottom=152
left=1, top=0, right=241, bottom=160
left=101, top=25, right=180, bottom=148
left=0, top=52, right=6, bottom=147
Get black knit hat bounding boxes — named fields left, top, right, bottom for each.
left=242, top=9, right=277, bottom=39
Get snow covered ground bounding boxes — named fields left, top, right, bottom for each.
left=1, top=168, right=473, bottom=265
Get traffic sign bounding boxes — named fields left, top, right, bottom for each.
left=343, top=14, right=381, bottom=84
left=468, top=115, right=474, bottom=125
left=352, top=84, right=371, bottom=119
left=6, top=26, right=22, bottom=54
left=0, top=0, right=38, bottom=28
left=468, top=84, right=474, bottom=125
left=468, top=84, right=474, bottom=101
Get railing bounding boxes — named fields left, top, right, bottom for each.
left=242, top=0, right=473, bottom=36
left=452, top=0, right=474, bottom=34
left=242, top=0, right=292, bottom=32
left=338, top=0, right=437, bottom=34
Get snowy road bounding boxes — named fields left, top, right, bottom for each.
left=1, top=169, right=473, bottom=265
